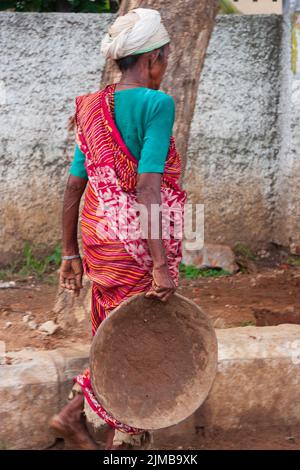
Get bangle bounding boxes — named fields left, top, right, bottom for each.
left=61, top=254, right=81, bottom=260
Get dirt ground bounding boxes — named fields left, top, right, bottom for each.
left=0, top=278, right=92, bottom=352
left=1, top=265, right=300, bottom=352
left=160, top=426, right=300, bottom=451
left=48, top=425, right=300, bottom=451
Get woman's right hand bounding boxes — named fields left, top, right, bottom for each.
left=145, top=264, right=176, bottom=302
left=59, top=257, right=84, bottom=297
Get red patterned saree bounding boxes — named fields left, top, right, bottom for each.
left=74, top=83, right=186, bottom=434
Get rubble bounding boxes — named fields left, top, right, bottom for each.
left=182, top=243, right=238, bottom=274
left=38, top=320, right=59, bottom=335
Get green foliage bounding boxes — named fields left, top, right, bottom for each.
left=45, top=272, right=60, bottom=285
left=218, top=0, right=241, bottom=14
left=0, top=243, right=61, bottom=280
left=234, top=243, right=256, bottom=260
left=3, top=0, right=236, bottom=14
left=19, top=242, right=61, bottom=276
left=67, top=0, right=111, bottom=13
left=3, top=0, right=56, bottom=11
left=0, top=1, right=15, bottom=9
left=0, top=0, right=118, bottom=12
left=0, top=260, right=19, bottom=280
left=288, top=256, right=300, bottom=267
left=179, top=263, right=230, bottom=279
left=240, top=320, right=256, bottom=327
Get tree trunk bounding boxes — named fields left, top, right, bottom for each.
left=101, top=0, right=219, bottom=171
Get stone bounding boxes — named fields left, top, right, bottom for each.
left=195, top=325, right=300, bottom=430
left=0, top=281, right=16, bottom=289
left=0, top=352, right=58, bottom=450
left=0, top=345, right=89, bottom=449
left=252, top=307, right=300, bottom=326
left=182, top=243, right=238, bottom=274
left=38, top=320, right=59, bottom=335
left=28, top=320, right=38, bottom=330
left=4, top=322, right=12, bottom=329
left=257, top=249, right=270, bottom=259
left=54, top=280, right=91, bottom=330
left=213, top=317, right=227, bottom=329
left=290, top=244, right=300, bottom=255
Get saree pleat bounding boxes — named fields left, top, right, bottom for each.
left=82, top=181, right=153, bottom=335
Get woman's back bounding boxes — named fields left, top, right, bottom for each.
left=70, top=86, right=175, bottom=178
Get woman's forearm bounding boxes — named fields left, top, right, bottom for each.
left=139, top=196, right=167, bottom=268
left=136, top=174, right=167, bottom=268
left=62, top=175, right=87, bottom=255
left=137, top=173, right=175, bottom=300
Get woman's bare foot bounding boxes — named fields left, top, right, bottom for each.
left=49, top=394, right=98, bottom=450
left=106, top=428, right=132, bottom=450
left=105, top=428, right=133, bottom=450
left=105, top=428, right=152, bottom=450
left=105, top=427, right=115, bottom=450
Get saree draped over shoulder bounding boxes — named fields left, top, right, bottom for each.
left=73, top=83, right=186, bottom=434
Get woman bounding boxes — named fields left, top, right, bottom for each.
left=50, top=8, right=186, bottom=450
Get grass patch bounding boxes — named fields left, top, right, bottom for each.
left=219, top=0, right=241, bottom=15
left=0, top=243, right=61, bottom=281
left=0, top=259, right=19, bottom=281
left=240, top=320, right=256, bottom=327
left=234, top=243, right=256, bottom=260
left=179, top=263, right=230, bottom=279
left=18, top=242, right=61, bottom=277
left=44, top=272, right=59, bottom=285
left=288, top=256, right=300, bottom=267
left=237, top=265, right=248, bottom=274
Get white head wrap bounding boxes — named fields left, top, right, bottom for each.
left=101, top=8, right=170, bottom=60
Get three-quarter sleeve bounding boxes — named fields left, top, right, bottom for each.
left=138, top=93, right=175, bottom=174
left=69, top=144, right=88, bottom=179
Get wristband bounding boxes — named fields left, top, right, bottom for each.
left=61, top=254, right=81, bottom=260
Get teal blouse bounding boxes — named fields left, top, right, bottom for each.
left=70, top=87, right=175, bottom=179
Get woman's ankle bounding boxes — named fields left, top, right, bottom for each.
left=58, top=394, right=84, bottom=422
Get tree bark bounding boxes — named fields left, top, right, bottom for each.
left=101, top=0, right=219, bottom=171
